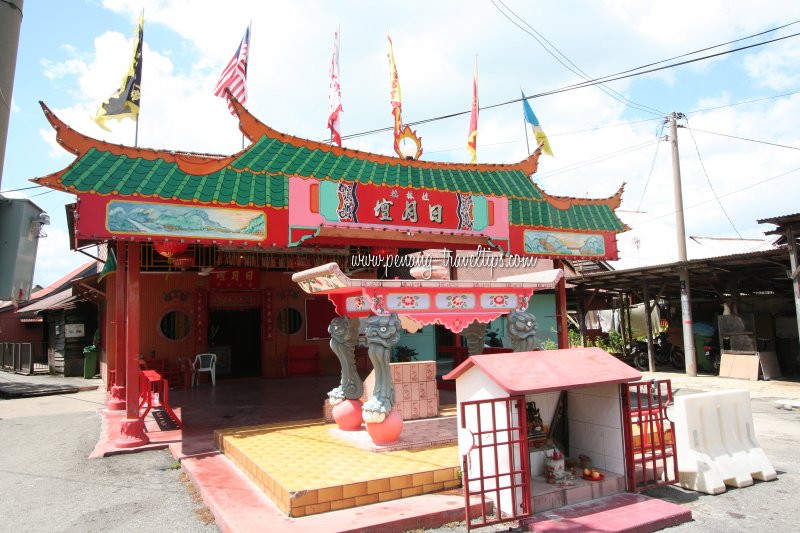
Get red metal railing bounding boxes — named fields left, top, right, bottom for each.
left=622, top=380, right=678, bottom=492
left=460, top=396, right=531, bottom=530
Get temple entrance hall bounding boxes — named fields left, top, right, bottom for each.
left=208, top=308, right=262, bottom=378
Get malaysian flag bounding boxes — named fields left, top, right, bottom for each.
left=214, top=25, right=250, bottom=115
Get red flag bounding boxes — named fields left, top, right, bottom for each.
left=467, top=61, right=479, bottom=164
left=328, top=31, right=343, bottom=146
left=214, top=25, right=250, bottom=115
left=387, top=35, right=403, bottom=140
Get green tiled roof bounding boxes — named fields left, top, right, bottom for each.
left=233, top=137, right=544, bottom=199
left=508, top=198, right=626, bottom=232
left=61, top=147, right=285, bottom=207
left=56, top=136, right=624, bottom=232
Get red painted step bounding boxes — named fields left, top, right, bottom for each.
left=524, top=492, right=691, bottom=533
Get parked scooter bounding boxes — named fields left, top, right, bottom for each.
left=703, top=336, right=721, bottom=375
left=484, top=330, right=504, bottom=348
left=632, top=332, right=685, bottom=371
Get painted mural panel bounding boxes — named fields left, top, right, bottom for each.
left=523, top=230, right=606, bottom=257
left=105, top=200, right=266, bottom=241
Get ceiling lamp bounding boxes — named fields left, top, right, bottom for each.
left=170, top=251, right=195, bottom=270
left=154, top=241, right=189, bottom=258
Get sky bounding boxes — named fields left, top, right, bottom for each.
left=3, top=0, right=800, bottom=287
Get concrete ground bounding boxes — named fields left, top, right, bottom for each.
left=425, top=371, right=800, bottom=533
left=0, top=370, right=101, bottom=399
left=0, top=383, right=219, bottom=533
left=638, top=370, right=800, bottom=533
left=1, top=368, right=797, bottom=532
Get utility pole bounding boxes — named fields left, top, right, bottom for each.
left=668, top=112, right=697, bottom=376
left=0, top=0, right=24, bottom=189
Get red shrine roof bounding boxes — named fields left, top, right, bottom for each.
left=30, top=97, right=628, bottom=235
left=443, top=347, right=642, bottom=394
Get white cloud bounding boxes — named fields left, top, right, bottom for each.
left=21, top=0, right=800, bottom=275
left=743, top=40, right=800, bottom=90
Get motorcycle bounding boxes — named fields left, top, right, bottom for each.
left=632, top=332, right=685, bottom=371
left=484, top=330, right=504, bottom=348
left=703, top=336, right=721, bottom=375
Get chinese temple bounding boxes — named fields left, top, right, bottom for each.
left=31, top=94, right=627, bottom=456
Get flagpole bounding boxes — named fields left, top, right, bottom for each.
left=521, top=88, right=530, bottom=156
left=242, top=20, right=252, bottom=151
left=137, top=8, right=143, bottom=148
left=333, top=24, right=340, bottom=146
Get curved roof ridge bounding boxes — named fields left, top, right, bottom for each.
left=539, top=182, right=626, bottom=210
left=225, top=89, right=544, bottom=176
left=38, top=101, right=239, bottom=174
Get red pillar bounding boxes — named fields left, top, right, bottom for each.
left=115, top=241, right=149, bottom=448
left=555, top=260, right=569, bottom=349
left=107, top=241, right=127, bottom=410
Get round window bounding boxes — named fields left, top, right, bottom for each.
left=160, top=310, right=191, bottom=340
left=277, top=307, right=303, bottom=335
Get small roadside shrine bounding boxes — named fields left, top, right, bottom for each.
left=444, top=347, right=649, bottom=529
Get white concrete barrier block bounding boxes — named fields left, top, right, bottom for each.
left=673, top=390, right=776, bottom=494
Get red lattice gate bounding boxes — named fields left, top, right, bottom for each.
left=622, top=380, right=679, bottom=492
left=460, top=396, right=532, bottom=530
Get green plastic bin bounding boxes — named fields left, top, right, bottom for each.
left=83, top=346, right=98, bottom=379
left=694, top=335, right=713, bottom=373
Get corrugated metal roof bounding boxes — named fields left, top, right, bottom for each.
left=15, top=289, right=76, bottom=317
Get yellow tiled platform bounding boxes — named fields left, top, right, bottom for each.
left=215, top=420, right=461, bottom=517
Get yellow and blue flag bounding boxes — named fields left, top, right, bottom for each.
left=521, top=90, right=552, bottom=156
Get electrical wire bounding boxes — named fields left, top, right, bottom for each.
left=684, top=127, right=800, bottom=151
left=433, top=90, right=800, bottom=152
left=489, top=0, right=664, bottom=116
left=687, top=90, right=800, bottom=114
left=338, top=28, right=800, bottom=142
left=635, top=165, right=800, bottom=227
left=683, top=118, right=751, bottom=249
left=631, top=126, right=666, bottom=225
left=534, top=140, right=655, bottom=181
left=0, top=185, right=43, bottom=193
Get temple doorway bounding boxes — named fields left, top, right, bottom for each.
left=208, top=308, right=262, bottom=378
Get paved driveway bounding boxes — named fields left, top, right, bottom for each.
left=0, top=389, right=219, bottom=533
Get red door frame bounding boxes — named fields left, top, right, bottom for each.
left=621, top=380, right=679, bottom=492
left=460, top=396, right=531, bottom=530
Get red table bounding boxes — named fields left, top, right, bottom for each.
left=138, top=369, right=184, bottom=429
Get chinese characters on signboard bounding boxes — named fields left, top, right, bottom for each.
left=209, top=268, right=260, bottom=289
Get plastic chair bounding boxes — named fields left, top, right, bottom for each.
left=192, top=353, right=217, bottom=387
left=164, top=357, right=191, bottom=390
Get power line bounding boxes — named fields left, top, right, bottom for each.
left=687, top=89, right=800, bottom=114
left=631, top=128, right=666, bottom=225
left=424, top=117, right=662, bottom=155
left=489, top=0, right=664, bottom=116
left=339, top=26, right=800, bottom=142
left=684, top=127, right=800, bottom=151
left=0, top=185, right=43, bottom=193
left=684, top=118, right=750, bottom=249
left=635, top=165, right=800, bottom=227
left=535, top=140, right=655, bottom=181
